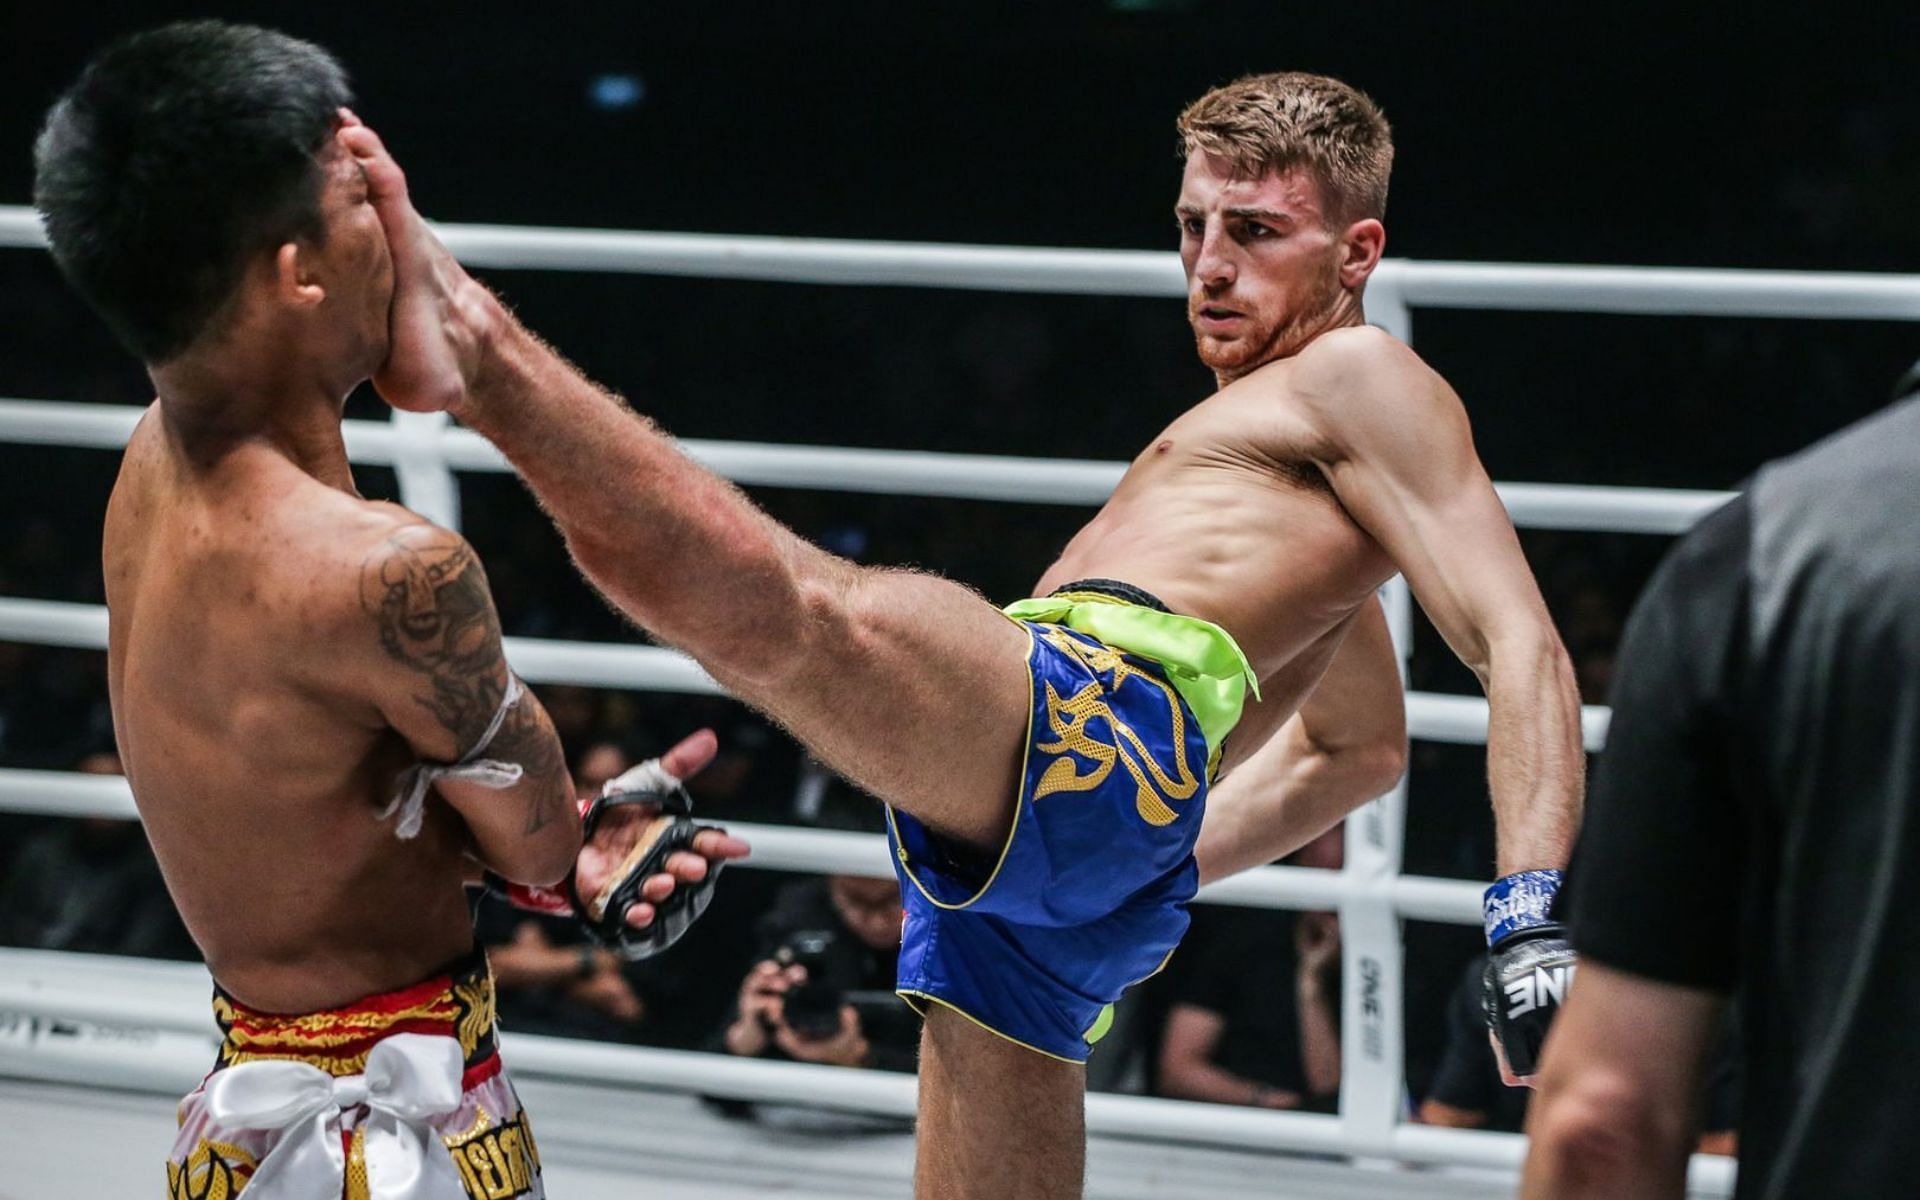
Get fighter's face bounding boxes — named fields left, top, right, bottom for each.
left=1177, top=155, right=1346, bottom=380
left=307, top=139, right=394, bottom=375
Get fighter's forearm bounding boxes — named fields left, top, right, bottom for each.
left=452, top=303, right=826, bottom=659
left=1482, top=633, right=1584, bottom=877
left=1194, top=719, right=1403, bottom=886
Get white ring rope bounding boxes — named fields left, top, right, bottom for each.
left=0, top=398, right=1732, bottom=531
left=0, top=767, right=1481, bottom=921
left=0, top=594, right=1610, bottom=753
left=0, top=947, right=1736, bottom=1193
left=5, top=203, right=1920, bottom=320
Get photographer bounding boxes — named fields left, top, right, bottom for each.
left=716, top=873, right=917, bottom=1072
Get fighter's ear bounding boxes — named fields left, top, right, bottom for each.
left=272, top=240, right=327, bottom=311
left=1337, top=217, right=1385, bottom=290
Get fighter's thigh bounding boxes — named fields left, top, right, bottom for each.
left=745, top=566, right=1031, bottom=849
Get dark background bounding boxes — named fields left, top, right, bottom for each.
left=2, top=0, right=1918, bottom=1095
left=7, top=1, right=1919, bottom=775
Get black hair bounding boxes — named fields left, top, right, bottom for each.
left=32, top=21, right=352, bottom=363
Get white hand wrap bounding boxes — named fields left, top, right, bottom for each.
left=382, top=674, right=527, bottom=840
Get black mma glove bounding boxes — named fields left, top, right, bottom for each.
left=1481, top=868, right=1577, bottom=1082
left=485, top=758, right=729, bottom=960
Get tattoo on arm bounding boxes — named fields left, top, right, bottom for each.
left=490, top=694, right=568, bottom=835
left=361, top=527, right=567, bottom=834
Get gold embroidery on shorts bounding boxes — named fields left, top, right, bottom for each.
left=442, top=1103, right=494, bottom=1146
left=446, top=1113, right=539, bottom=1199
left=345, top=1125, right=371, bottom=1200
left=167, top=1139, right=257, bottom=1200
left=216, top=995, right=467, bottom=1075
left=454, top=972, right=497, bottom=1060
left=1032, top=627, right=1199, bottom=826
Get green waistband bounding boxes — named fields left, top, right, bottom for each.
left=1003, top=591, right=1259, bottom=760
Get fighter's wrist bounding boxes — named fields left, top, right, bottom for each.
left=1482, top=869, right=1565, bottom=948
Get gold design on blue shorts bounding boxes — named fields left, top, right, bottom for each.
left=1031, top=626, right=1200, bottom=826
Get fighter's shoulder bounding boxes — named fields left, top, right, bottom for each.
left=1287, top=325, right=1442, bottom=408
left=1273, top=326, right=1463, bottom=453
left=315, top=502, right=493, bottom=646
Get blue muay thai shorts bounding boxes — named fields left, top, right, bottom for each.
left=887, top=579, right=1256, bottom=1061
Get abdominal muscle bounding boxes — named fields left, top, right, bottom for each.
left=1034, top=456, right=1393, bottom=712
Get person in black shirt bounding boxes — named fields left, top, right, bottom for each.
left=1420, top=958, right=1534, bottom=1133
left=1523, top=378, right=1920, bottom=1197
left=1155, top=826, right=1346, bottom=1111
left=716, top=874, right=918, bottom=1073
left=1155, top=907, right=1341, bottom=1112
left=0, top=749, right=195, bottom=960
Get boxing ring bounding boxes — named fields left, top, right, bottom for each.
left=4, top=203, right=1916, bottom=1196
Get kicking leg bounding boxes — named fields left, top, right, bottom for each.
left=351, top=119, right=1029, bottom=846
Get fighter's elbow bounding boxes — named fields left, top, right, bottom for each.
left=1527, top=1075, right=1689, bottom=1195
left=524, top=836, right=583, bottom=890
left=1343, top=737, right=1407, bottom=799
left=1303, top=717, right=1405, bottom=798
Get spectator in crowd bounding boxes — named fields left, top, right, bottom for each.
left=702, top=762, right=916, bottom=1086
left=0, top=747, right=194, bottom=959
left=1154, top=826, right=1343, bottom=1112
left=717, top=869, right=916, bottom=1073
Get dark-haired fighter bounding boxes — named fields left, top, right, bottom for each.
left=352, top=71, right=1581, bottom=1199
left=34, top=22, right=746, bottom=1199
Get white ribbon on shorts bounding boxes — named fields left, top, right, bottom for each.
left=204, top=1032, right=467, bottom=1199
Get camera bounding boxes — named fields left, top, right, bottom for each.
left=773, top=929, right=844, bottom=1039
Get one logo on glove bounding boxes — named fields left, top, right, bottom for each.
left=1503, top=962, right=1576, bottom=1019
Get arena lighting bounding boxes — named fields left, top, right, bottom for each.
left=588, top=72, right=646, bottom=111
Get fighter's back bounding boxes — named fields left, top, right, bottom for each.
left=105, top=409, right=474, bottom=1012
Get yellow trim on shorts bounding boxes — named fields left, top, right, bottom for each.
left=886, top=619, right=1036, bottom=912
left=896, top=989, right=1087, bottom=1065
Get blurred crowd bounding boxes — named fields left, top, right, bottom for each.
left=0, top=492, right=1736, bottom=1142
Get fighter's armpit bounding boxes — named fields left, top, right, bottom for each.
left=357, top=522, right=510, bottom=756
